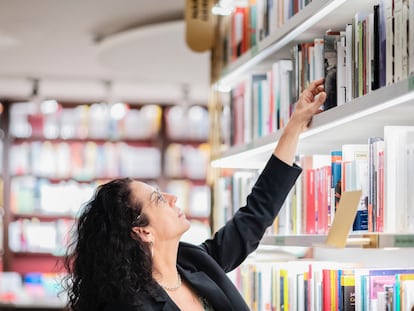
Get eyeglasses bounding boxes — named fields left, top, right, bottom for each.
left=133, top=188, right=166, bottom=226
left=152, top=188, right=167, bottom=204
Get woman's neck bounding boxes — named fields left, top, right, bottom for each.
left=152, top=241, right=180, bottom=287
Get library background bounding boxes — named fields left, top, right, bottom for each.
left=0, top=0, right=414, bottom=310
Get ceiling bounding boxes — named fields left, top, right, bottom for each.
left=0, top=0, right=211, bottom=104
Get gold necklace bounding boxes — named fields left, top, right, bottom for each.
left=160, top=272, right=181, bottom=291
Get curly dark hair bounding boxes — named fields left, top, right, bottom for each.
left=63, top=178, right=158, bottom=310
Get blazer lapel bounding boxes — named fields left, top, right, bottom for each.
left=179, top=269, right=233, bottom=311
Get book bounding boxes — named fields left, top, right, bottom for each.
left=395, top=274, right=414, bottom=310
left=378, top=0, right=387, bottom=87
left=402, top=280, right=414, bottom=311
left=385, top=0, right=394, bottom=85
left=367, top=137, right=384, bottom=232
left=300, top=155, right=331, bottom=234
left=323, top=32, right=340, bottom=110
left=384, top=126, right=414, bottom=233
left=330, top=150, right=342, bottom=226
left=341, top=273, right=356, bottom=311
left=336, top=32, right=347, bottom=106
left=410, top=0, right=414, bottom=75
left=345, top=23, right=354, bottom=102
left=341, top=144, right=369, bottom=231
left=243, top=73, right=267, bottom=143
left=230, top=82, right=246, bottom=146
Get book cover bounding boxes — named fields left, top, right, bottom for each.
left=341, top=144, right=369, bottom=231
left=368, top=137, right=384, bottom=232
left=341, top=274, right=356, bottom=311
left=330, top=150, right=342, bottom=226
left=323, top=32, right=340, bottom=110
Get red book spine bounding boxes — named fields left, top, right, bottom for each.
left=322, top=269, right=331, bottom=310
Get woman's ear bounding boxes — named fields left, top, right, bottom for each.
left=131, top=226, right=152, bottom=243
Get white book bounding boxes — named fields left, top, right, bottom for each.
left=385, top=0, right=394, bottom=85
left=313, top=38, right=325, bottom=80
left=376, top=291, right=386, bottom=311
left=279, top=60, right=293, bottom=129
left=393, top=0, right=403, bottom=81
left=384, top=126, right=414, bottom=233
left=309, top=45, right=315, bottom=82
left=256, top=0, right=265, bottom=41
left=402, top=280, right=414, bottom=311
left=337, top=33, right=347, bottom=106
left=345, top=24, right=353, bottom=103
left=260, top=79, right=270, bottom=137
left=407, top=133, right=414, bottom=232
left=354, top=268, right=370, bottom=311
left=258, top=263, right=272, bottom=311
left=268, top=0, right=278, bottom=35
left=297, top=273, right=305, bottom=311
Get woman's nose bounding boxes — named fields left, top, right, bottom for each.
left=170, top=195, right=177, bottom=205
left=164, top=193, right=177, bottom=205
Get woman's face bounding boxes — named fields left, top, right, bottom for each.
left=131, top=181, right=191, bottom=243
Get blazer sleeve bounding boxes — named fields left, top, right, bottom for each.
left=200, top=154, right=302, bottom=272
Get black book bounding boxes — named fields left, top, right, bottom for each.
left=323, top=32, right=341, bottom=110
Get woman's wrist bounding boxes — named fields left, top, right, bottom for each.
left=273, top=122, right=301, bottom=166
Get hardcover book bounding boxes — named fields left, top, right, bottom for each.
left=323, top=32, right=341, bottom=110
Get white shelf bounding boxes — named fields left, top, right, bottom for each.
left=211, top=77, right=414, bottom=168
left=216, top=0, right=375, bottom=89
left=261, top=233, right=414, bottom=249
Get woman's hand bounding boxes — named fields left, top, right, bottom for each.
left=273, top=78, right=327, bottom=165
left=289, top=78, right=327, bottom=132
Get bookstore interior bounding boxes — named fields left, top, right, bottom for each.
left=1, top=0, right=414, bottom=310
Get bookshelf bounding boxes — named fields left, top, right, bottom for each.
left=1, top=99, right=211, bottom=274
left=208, top=0, right=414, bottom=308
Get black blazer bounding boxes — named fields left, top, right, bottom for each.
left=104, top=155, right=301, bottom=311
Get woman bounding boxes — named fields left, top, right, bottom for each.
left=63, top=78, right=326, bottom=310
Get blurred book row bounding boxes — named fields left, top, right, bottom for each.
left=10, top=177, right=212, bottom=219
left=9, top=218, right=74, bottom=255
left=8, top=141, right=211, bottom=181
left=0, top=271, right=66, bottom=306
left=9, top=142, right=161, bottom=180
left=10, top=101, right=209, bottom=141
